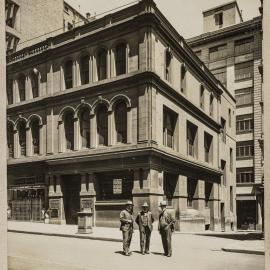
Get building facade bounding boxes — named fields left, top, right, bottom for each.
left=6, top=0, right=235, bottom=232
left=188, top=1, right=263, bottom=230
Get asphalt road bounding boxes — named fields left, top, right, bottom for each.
left=8, top=231, right=264, bottom=270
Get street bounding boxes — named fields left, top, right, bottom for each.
left=8, top=231, right=264, bottom=270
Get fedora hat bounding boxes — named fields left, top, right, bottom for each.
left=159, top=200, right=167, bottom=207
left=126, top=200, right=133, bottom=205
left=142, top=202, right=149, bottom=207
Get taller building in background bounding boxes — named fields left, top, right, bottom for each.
left=5, top=0, right=88, bottom=53
left=6, top=0, right=235, bottom=232
left=188, top=1, right=263, bottom=230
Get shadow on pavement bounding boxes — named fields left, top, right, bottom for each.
left=151, top=252, right=164, bottom=256
left=196, top=232, right=263, bottom=241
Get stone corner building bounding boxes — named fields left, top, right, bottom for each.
left=6, top=0, right=236, bottom=232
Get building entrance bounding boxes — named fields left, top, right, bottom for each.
left=237, top=200, right=256, bottom=230
left=61, top=175, right=81, bottom=225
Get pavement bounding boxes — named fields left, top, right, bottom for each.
left=8, top=221, right=264, bottom=255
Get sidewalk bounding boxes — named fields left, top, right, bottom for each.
left=8, top=221, right=265, bottom=255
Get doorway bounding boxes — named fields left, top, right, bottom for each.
left=61, top=175, right=81, bottom=225
left=220, top=202, right=225, bottom=231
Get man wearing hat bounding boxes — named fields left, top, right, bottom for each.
left=120, top=201, right=134, bottom=256
left=158, top=200, right=175, bottom=257
left=135, top=202, right=154, bottom=255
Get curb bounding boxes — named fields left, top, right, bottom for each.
left=8, top=229, right=122, bottom=243
left=222, top=247, right=264, bottom=255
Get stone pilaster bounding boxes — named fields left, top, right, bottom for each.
left=209, top=182, right=220, bottom=231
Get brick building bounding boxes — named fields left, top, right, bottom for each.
left=6, top=0, right=235, bottom=231
left=188, top=1, right=263, bottom=230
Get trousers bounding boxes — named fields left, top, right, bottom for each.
left=160, top=227, right=172, bottom=255
left=139, top=226, right=151, bottom=252
left=122, top=229, right=133, bottom=254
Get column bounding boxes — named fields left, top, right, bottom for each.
left=193, top=180, right=205, bottom=212
left=14, top=130, right=19, bottom=158
left=72, top=60, right=76, bottom=87
left=111, top=48, right=115, bottom=77
left=25, top=76, right=31, bottom=100
left=74, top=118, right=79, bottom=151
left=46, top=108, right=54, bottom=154
left=39, top=125, right=44, bottom=155
left=58, top=121, right=64, bottom=153
left=26, top=127, right=32, bottom=157
left=257, top=196, right=263, bottom=231
left=46, top=61, right=53, bottom=95
left=89, top=54, right=93, bottom=83
left=12, top=79, right=17, bottom=104
left=209, top=182, right=220, bottom=231
left=127, top=108, right=132, bottom=144
left=107, top=49, right=111, bottom=79
left=90, top=114, right=97, bottom=148
left=108, top=111, right=114, bottom=146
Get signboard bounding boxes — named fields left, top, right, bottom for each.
left=113, top=179, right=122, bottom=194
left=50, top=199, right=60, bottom=209
left=81, top=199, right=93, bottom=210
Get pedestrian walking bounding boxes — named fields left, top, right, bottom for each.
left=135, top=202, right=154, bottom=255
left=158, top=201, right=175, bottom=257
left=120, top=201, right=134, bottom=256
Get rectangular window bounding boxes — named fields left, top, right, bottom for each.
left=211, top=67, right=227, bottom=86
left=236, top=141, right=254, bottom=159
left=209, top=44, right=227, bottom=61
left=221, top=117, right=226, bottom=143
left=235, top=37, right=254, bottom=55
left=205, top=182, right=212, bottom=208
left=236, top=114, right=254, bottom=134
left=230, top=186, right=233, bottom=212
left=163, top=107, right=178, bottom=149
left=200, top=85, right=205, bottom=109
left=209, top=94, right=214, bottom=116
left=215, top=12, right=223, bottom=27
left=187, top=121, right=198, bottom=158
left=235, top=61, right=253, bottom=81
left=221, top=160, right=226, bottom=186
left=235, top=88, right=253, bottom=107
left=181, top=64, right=187, bottom=94
left=236, top=168, right=254, bottom=184
left=228, top=109, right=231, bottom=128
left=230, top=148, right=233, bottom=172
left=204, top=132, right=213, bottom=163
left=187, top=178, right=197, bottom=208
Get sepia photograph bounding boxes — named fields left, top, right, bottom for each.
left=1, top=0, right=270, bottom=269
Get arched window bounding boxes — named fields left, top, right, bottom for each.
left=7, top=123, right=14, bottom=158
left=115, top=43, right=126, bottom=76
left=31, top=119, right=40, bottom=155
left=115, top=101, right=127, bottom=143
left=97, top=105, right=108, bottom=146
left=64, top=112, right=74, bottom=150
left=31, top=72, right=39, bottom=98
left=64, top=60, right=73, bottom=89
left=18, top=121, right=26, bottom=156
left=97, top=49, right=107, bottom=81
left=80, top=55, right=90, bottom=85
left=18, top=75, right=26, bottom=101
left=80, top=109, right=90, bottom=148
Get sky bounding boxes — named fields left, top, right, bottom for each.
left=66, top=0, right=260, bottom=38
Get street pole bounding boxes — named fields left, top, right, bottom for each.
left=0, top=0, right=7, bottom=268
left=263, top=0, right=270, bottom=268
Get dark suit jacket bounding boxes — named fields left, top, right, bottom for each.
left=120, top=209, right=134, bottom=232
left=158, top=209, right=175, bottom=232
left=135, top=211, right=154, bottom=231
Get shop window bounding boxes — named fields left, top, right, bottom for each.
left=115, top=43, right=127, bottom=76
left=18, top=121, right=26, bottom=156
left=187, top=121, right=198, bottom=158
left=97, top=49, right=107, bottom=80
left=97, top=105, right=108, bottom=146
left=80, top=55, right=90, bottom=85
left=64, top=60, right=73, bottom=89
left=18, top=75, right=26, bottom=102
left=7, top=123, right=14, bottom=158
left=163, top=107, right=178, bottom=149
left=204, top=132, right=213, bottom=163
left=64, top=112, right=74, bottom=150
left=205, top=182, right=212, bottom=208
left=31, top=72, right=39, bottom=98
left=31, top=119, right=40, bottom=155
left=115, top=101, right=127, bottom=143
left=96, top=171, right=133, bottom=200
left=187, top=178, right=197, bottom=208
left=235, top=88, right=253, bottom=107
left=80, top=109, right=90, bottom=148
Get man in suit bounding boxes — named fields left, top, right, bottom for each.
left=120, top=201, right=134, bottom=256
left=135, top=202, right=154, bottom=255
left=158, top=200, right=175, bottom=257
